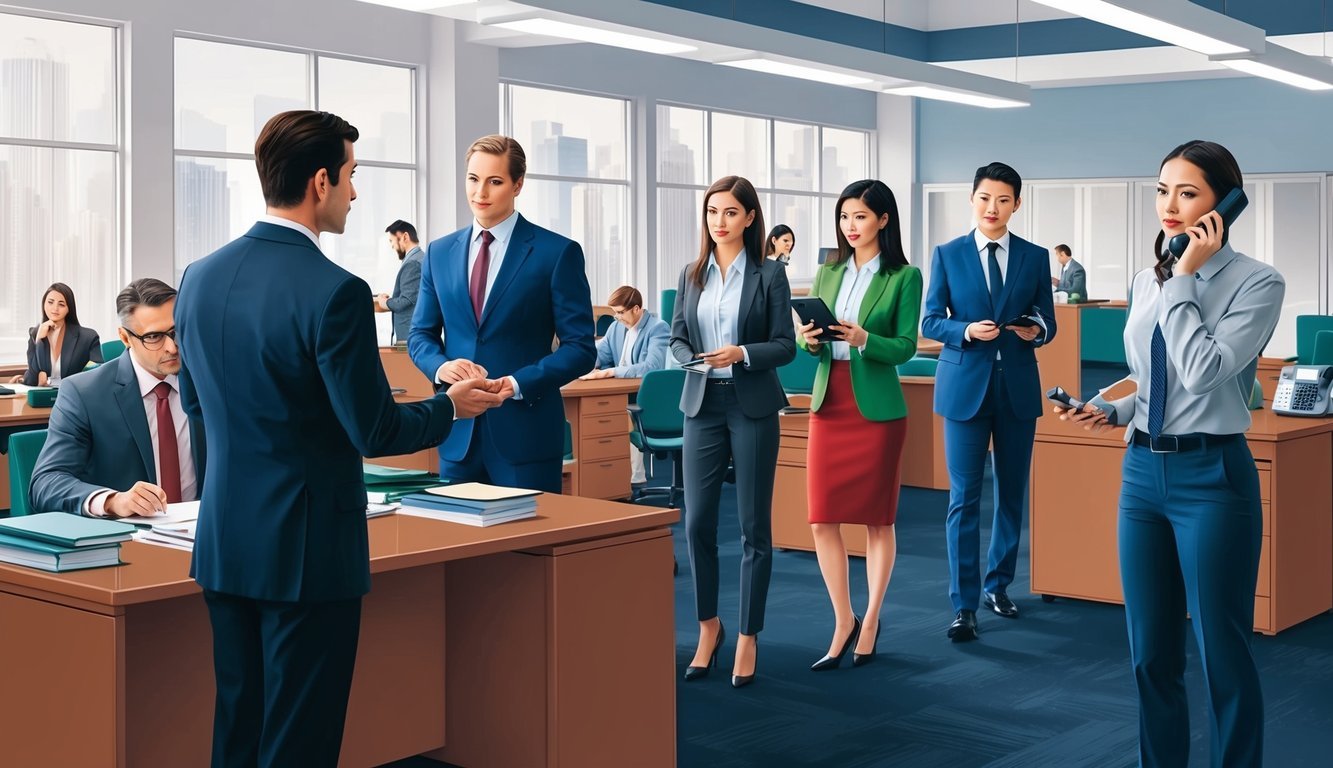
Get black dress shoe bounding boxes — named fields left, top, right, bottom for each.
left=731, top=637, right=758, bottom=688
left=811, top=616, right=860, bottom=671
left=947, top=610, right=978, bottom=642
left=852, top=618, right=881, bottom=667
left=684, top=622, right=724, bottom=681
left=984, top=590, right=1019, bottom=618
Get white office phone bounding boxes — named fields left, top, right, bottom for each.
left=1273, top=365, right=1333, bottom=417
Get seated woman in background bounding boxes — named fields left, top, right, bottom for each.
left=10, top=282, right=102, bottom=386
left=765, top=224, right=795, bottom=265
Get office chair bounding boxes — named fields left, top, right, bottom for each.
left=897, top=356, right=939, bottom=377
left=627, top=369, right=685, bottom=507
left=777, top=350, right=819, bottom=395
left=659, top=289, right=677, bottom=324
left=7, top=429, right=49, bottom=517
left=1288, top=315, right=1333, bottom=364
left=101, top=339, right=127, bottom=362
left=595, top=314, right=616, bottom=337
left=1311, top=330, right=1333, bottom=366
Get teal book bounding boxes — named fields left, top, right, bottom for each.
left=0, top=532, right=122, bottom=572
left=0, top=512, right=135, bottom=548
left=363, top=464, right=437, bottom=485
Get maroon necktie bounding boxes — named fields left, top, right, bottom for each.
left=469, top=229, right=494, bottom=321
left=152, top=382, right=182, bottom=504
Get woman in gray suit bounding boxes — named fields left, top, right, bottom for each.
left=14, top=283, right=102, bottom=386
left=672, top=175, right=795, bottom=688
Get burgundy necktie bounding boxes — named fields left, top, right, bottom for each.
left=470, top=229, right=494, bottom=321
left=152, top=382, right=182, bottom=504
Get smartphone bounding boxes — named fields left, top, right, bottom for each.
left=1167, top=187, right=1248, bottom=257
left=1045, top=386, right=1085, bottom=412
left=1001, top=314, right=1040, bottom=329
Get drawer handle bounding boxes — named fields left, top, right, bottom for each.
left=600, top=462, right=614, bottom=468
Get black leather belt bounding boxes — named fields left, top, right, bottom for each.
left=1130, top=431, right=1242, bottom=454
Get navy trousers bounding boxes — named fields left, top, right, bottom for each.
left=942, top=370, right=1036, bottom=613
left=1119, top=436, right=1264, bottom=768
left=441, top=413, right=562, bottom=493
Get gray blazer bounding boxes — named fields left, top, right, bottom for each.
left=387, top=245, right=424, bottom=342
left=23, top=324, right=102, bottom=386
left=594, top=311, right=670, bottom=378
left=1056, top=258, right=1087, bottom=297
left=670, top=256, right=796, bottom=419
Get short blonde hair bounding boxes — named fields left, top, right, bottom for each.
left=466, top=134, right=527, bottom=182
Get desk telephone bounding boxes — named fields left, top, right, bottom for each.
left=1273, top=365, right=1333, bottom=416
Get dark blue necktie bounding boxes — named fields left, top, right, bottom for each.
left=1148, top=323, right=1167, bottom=437
left=986, top=242, right=1003, bottom=310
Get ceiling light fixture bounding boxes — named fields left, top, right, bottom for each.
left=1212, top=43, right=1333, bottom=90
left=1028, top=0, right=1265, bottom=56
left=884, top=85, right=1030, bottom=109
left=717, top=57, right=873, bottom=86
left=489, top=17, right=697, bottom=55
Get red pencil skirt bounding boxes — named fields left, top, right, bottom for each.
left=807, top=361, right=907, bottom=526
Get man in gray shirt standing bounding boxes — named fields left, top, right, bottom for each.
left=375, top=219, right=424, bottom=343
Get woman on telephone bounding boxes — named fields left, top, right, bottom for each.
left=1058, top=140, right=1283, bottom=767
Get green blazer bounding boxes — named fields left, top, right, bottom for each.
left=797, top=260, right=922, bottom=420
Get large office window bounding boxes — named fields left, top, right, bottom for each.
left=500, top=84, right=632, bottom=304
left=174, top=38, right=416, bottom=342
left=656, top=105, right=872, bottom=290
left=1, top=12, right=120, bottom=363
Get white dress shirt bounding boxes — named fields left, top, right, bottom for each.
left=619, top=320, right=641, bottom=368
left=88, top=354, right=198, bottom=516
left=260, top=214, right=322, bottom=250
left=831, top=254, right=879, bottom=361
left=696, top=251, right=753, bottom=378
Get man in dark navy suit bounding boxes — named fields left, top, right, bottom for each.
left=176, top=110, right=504, bottom=768
left=922, top=162, right=1057, bottom=643
left=410, top=135, right=596, bottom=493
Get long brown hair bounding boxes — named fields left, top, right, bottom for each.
left=1152, top=140, right=1242, bottom=284
left=38, top=282, right=81, bottom=329
left=689, top=176, right=765, bottom=289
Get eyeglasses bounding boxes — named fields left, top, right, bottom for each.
left=123, top=326, right=176, bottom=350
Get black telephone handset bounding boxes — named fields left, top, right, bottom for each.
left=1167, top=187, right=1248, bottom=257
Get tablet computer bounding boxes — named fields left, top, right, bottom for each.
left=1002, top=314, right=1041, bottom=329
left=791, top=297, right=841, bottom=337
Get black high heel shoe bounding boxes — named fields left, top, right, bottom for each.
left=810, top=616, right=861, bottom=672
left=684, top=622, right=724, bottom=681
left=731, top=636, right=759, bottom=688
left=852, top=618, right=881, bottom=667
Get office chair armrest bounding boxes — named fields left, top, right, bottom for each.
left=626, top=403, right=647, bottom=438
left=1283, top=355, right=1298, bottom=362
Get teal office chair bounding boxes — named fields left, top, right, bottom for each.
left=1288, top=315, right=1333, bottom=364
left=777, top=350, right=819, bottom=395
left=1310, top=330, right=1333, bottom=366
left=660, top=289, right=677, bottom=323
left=897, top=356, right=938, bottom=377
left=627, top=369, right=685, bottom=506
left=7, top=429, right=48, bottom=517
left=101, top=339, right=126, bottom=362
left=1080, top=307, right=1129, bottom=365
left=1247, top=377, right=1265, bottom=410
left=595, top=314, right=616, bottom=337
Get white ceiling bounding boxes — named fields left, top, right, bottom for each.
left=792, top=0, right=1074, bottom=31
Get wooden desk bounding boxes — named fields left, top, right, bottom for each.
left=0, top=397, right=53, bottom=511
left=772, top=376, right=948, bottom=557
left=1035, top=301, right=1125, bottom=402
left=0, top=495, right=678, bottom=767
left=1256, top=356, right=1287, bottom=402
left=561, top=378, right=639, bottom=500
left=379, top=346, right=434, bottom=399
left=1029, top=410, right=1333, bottom=635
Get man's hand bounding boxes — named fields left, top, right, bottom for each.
left=579, top=368, right=615, bottom=380
left=966, top=321, right=1000, bottom=342
left=373, top=294, right=390, bottom=312
left=436, top=359, right=488, bottom=384
left=495, top=377, right=517, bottom=400
left=445, top=378, right=506, bottom=419
left=1007, top=324, right=1041, bottom=342
left=105, top=481, right=169, bottom=518
left=1051, top=277, right=1060, bottom=287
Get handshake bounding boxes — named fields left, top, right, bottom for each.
left=438, top=359, right=513, bottom=419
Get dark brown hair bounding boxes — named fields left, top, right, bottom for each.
left=254, top=110, right=359, bottom=208
left=1054, top=244, right=1071, bottom=258
left=828, top=179, right=908, bottom=274
left=765, top=224, right=794, bottom=256
left=689, top=176, right=765, bottom=289
left=607, top=286, right=644, bottom=310
left=116, top=278, right=177, bottom=325
left=38, top=282, right=80, bottom=328
left=466, top=134, right=527, bottom=182
left=1152, top=140, right=1243, bottom=284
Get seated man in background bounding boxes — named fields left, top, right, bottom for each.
left=30, top=278, right=204, bottom=517
left=1051, top=243, right=1087, bottom=298
left=581, top=285, right=670, bottom=484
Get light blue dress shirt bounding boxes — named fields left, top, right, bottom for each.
left=830, top=254, right=880, bottom=361
left=696, top=251, right=751, bottom=379
left=1094, top=245, right=1285, bottom=438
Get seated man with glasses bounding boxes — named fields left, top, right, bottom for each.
left=31, top=278, right=205, bottom=518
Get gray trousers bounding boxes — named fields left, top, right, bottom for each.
left=683, top=381, right=780, bottom=635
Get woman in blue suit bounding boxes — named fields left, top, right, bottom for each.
left=673, top=175, right=795, bottom=688
left=14, top=283, right=102, bottom=386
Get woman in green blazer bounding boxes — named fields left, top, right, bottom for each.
left=797, top=179, right=921, bottom=670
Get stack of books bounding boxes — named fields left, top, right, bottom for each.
left=364, top=464, right=446, bottom=503
left=136, top=519, right=197, bottom=552
left=399, top=483, right=541, bottom=527
left=0, top=513, right=134, bottom=572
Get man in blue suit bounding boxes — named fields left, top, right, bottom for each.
left=31, top=278, right=205, bottom=518
left=176, top=110, right=504, bottom=768
left=410, top=134, right=596, bottom=493
left=922, top=162, right=1057, bottom=642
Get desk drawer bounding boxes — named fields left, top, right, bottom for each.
left=1256, top=535, right=1271, bottom=597
left=581, top=433, right=629, bottom=462
left=581, top=458, right=630, bottom=500
left=582, top=412, right=626, bottom=438
left=1255, top=465, right=1271, bottom=503
left=582, top=394, right=628, bottom=417
left=778, top=445, right=807, bottom=466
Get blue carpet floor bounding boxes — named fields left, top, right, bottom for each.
left=388, top=463, right=1333, bottom=768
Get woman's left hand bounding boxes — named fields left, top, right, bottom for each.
left=829, top=319, right=868, bottom=348
left=697, top=345, right=745, bottom=368
left=1175, top=210, right=1225, bottom=276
